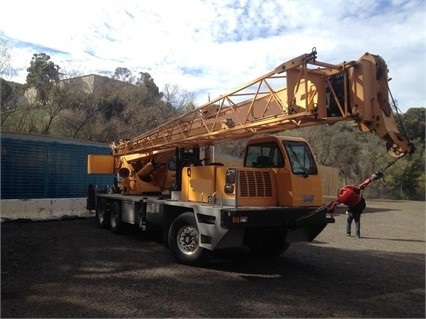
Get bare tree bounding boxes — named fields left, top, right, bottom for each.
left=0, top=39, right=12, bottom=79
left=40, top=86, right=69, bottom=134
left=162, top=83, right=196, bottom=112
left=59, top=60, right=84, bottom=80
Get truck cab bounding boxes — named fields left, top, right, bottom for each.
left=180, top=135, right=322, bottom=208
left=244, top=135, right=322, bottom=207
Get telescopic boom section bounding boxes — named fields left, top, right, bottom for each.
left=111, top=50, right=412, bottom=158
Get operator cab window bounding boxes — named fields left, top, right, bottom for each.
left=244, top=142, right=284, bottom=168
left=283, top=140, right=318, bottom=175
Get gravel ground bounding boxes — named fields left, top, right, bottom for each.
left=1, top=199, right=425, bottom=318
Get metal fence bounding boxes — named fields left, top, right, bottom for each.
left=1, top=132, right=114, bottom=199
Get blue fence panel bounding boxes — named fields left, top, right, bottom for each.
left=1, top=132, right=114, bottom=199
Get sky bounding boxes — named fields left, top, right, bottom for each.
left=0, top=0, right=425, bottom=112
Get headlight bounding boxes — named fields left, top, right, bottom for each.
left=225, top=168, right=236, bottom=183
left=224, top=184, right=234, bottom=194
left=224, top=168, right=236, bottom=194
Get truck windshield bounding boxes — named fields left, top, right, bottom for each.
left=244, top=142, right=284, bottom=168
left=283, top=141, right=318, bottom=176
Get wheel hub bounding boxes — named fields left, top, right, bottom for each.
left=177, top=226, right=198, bottom=255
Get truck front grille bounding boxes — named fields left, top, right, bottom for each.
left=239, top=170, right=273, bottom=197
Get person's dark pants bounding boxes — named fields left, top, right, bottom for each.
left=346, top=197, right=366, bottom=237
left=347, top=212, right=361, bottom=236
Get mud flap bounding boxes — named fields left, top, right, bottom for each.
left=86, top=184, right=95, bottom=211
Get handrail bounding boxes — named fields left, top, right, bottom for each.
left=200, top=191, right=223, bottom=207
left=211, top=192, right=223, bottom=208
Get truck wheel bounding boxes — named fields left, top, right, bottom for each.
left=96, top=198, right=109, bottom=229
left=168, top=212, right=209, bottom=265
left=247, top=230, right=290, bottom=258
left=109, top=201, right=125, bottom=234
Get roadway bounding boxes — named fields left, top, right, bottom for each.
left=1, top=200, right=425, bottom=318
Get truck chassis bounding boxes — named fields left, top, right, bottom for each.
left=90, top=191, right=334, bottom=265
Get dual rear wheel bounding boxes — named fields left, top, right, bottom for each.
left=95, top=199, right=125, bottom=234
left=95, top=198, right=109, bottom=229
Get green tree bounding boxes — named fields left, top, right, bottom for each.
left=112, top=67, right=135, bottom=83
left=136, top=72, right=162, bottom=105
left=396, top=107, right=426, bottom=199
left=1, top=78, right=16, bottom=108
left=26, top=53, right=60, bottom=105
left=1, top=78, right=17, bottom=125
left=400, top=108, right=425, bottom=143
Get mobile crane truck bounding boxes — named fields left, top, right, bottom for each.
left=87, top=49, right=412, bottom=265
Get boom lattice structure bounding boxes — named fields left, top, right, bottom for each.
left=111, top=50, right=411, bottom=158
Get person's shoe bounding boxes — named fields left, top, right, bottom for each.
left=356, top=234, right=361, bottom=238
left=346, top=233, right=351, bottom=237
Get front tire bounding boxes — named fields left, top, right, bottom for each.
left=168, top=212, right=209, bottom=265
left=96, top=198, right=109, bottom=229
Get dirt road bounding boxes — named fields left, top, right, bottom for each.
left=1, top=200, right=425, bottom=318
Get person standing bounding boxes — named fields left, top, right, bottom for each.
left=342, top=186, right=366, bottom=237
left=328, top=172, right=382, bottom=238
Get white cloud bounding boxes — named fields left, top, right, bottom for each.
left=0, top=0, right=424, bottom=111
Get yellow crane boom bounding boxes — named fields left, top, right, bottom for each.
left=110, top=49, right=412, bottom=158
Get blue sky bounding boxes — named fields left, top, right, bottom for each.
left=0, top=0, right=424, bottom=111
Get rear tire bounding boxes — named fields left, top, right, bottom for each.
left=96, top=198, right=109, bottom=229
left=168, top=212, right=209, bottom=265
left=109, top=201, right=125, bottom=234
